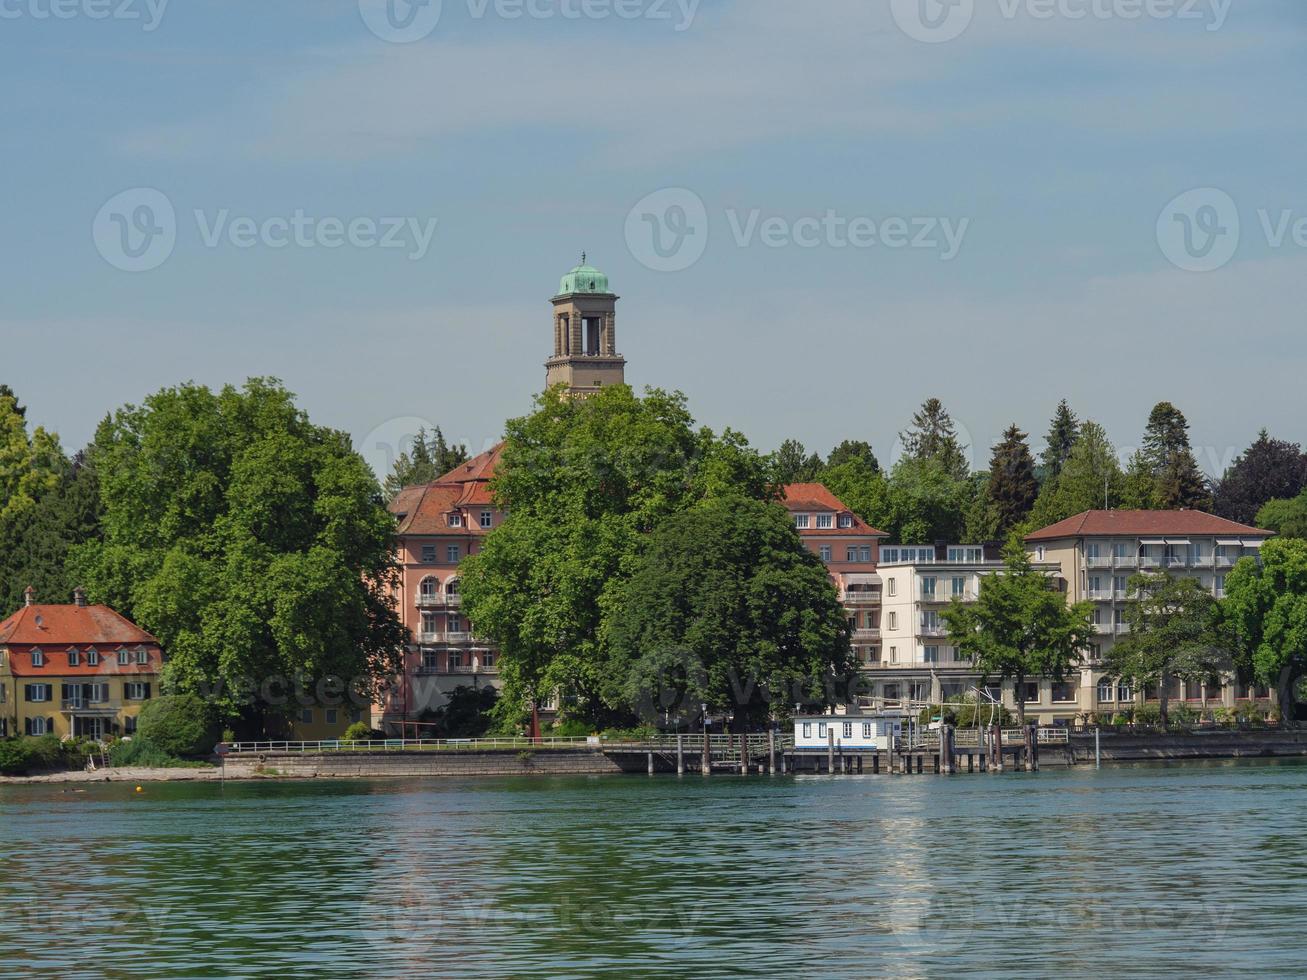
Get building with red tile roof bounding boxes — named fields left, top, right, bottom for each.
left=0, top=587, right=163, bottom=740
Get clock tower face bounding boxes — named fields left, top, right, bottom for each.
left=545, top=255, right=625, bottom=397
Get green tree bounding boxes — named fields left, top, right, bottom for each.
left=458, top=385, right=771, bottom=726
left=899, top=398, right=970, bottom=481
left=0, top=384, right=25, bottom=420
left=1137, top=402, right=1212, bottom=510
left=136, top=693, right=220, bottom=757
left=1257, top=491, right=1307, bottom=540
left=604, top=496, right=853, bottom=727
left=1028, top=421, right=1124, bottom=528
left=70, top=379, right=407, bottom=735
left=880, top=457, right=971, bottom=544
left=1039, top=400, right=1080, bottom=482
left=771, top=439, right=823, bottom=485
left=826, top=439, right=880, bottom=474
left=1103, top=572, right=1232, bottom=727
left=383, top=426, right=469, bottom=499
left=0, top=389, right=64, bottom=534
left=1214, top=431, right=1307, bottom=525
left=943, top=539, right=1093, bottom=724
left=987, top=424, right=1039, bottom=536
left=1224, top=538, right=1307, bottom=725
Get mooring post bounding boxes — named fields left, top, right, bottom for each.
left=945, top=725, right=956, bottom=775
left=872, top=752, right=880, bottom=775
left=992, top=724, right=1004, bottom=774
left=701, top=729, right=711, bottom=776
left=827, top=730, right=835, bottom=774
left=1030, top=725, right=1040, bottom=772
left=739, top=733, right=748, bottom=775
left=676, top=734, right=685, bottom=775
left=647, top=750, right=654, bottom=775
left=768, top=730, right=776, bottom=775
left=1024, top=724, right=1036, bottom=772
left=1095, top=727, right=1101, bottom=769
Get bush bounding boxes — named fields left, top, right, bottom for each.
left=600, top=724, right=660, bottom=740
left=0, top=735, right=77, bottom=775
left=109, top=737, right=205, bottom=769
left=1134, top=703, right=1162, bottom=727
left=342, top=722, right=373, bottom=742
left=545, top=718, right=594, bottom=739
left=1213, top=706, right=1236, bottom=727
left=0, top=739, right=34, bottom=775
left=136, top=694, right=220, bottom=758
left=1169, top=703, right=1198, bottom=728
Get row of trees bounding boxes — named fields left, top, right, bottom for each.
left=769, top=398, right=1307, bottom=548
left=940, top=536, right=1307, bottom=727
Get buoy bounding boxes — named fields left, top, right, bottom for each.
left=135, top=786, right=143, bottom=793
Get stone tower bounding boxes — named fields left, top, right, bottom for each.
left=545, top=255, right=625, bottom=396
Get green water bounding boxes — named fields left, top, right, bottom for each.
left=2, top=760, right=1304, bottom=978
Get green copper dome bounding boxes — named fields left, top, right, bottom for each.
left=558, top=254, right=610, bottom=295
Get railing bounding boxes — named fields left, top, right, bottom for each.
left=852, top=628, right=881, bottom=640
left=918, top=625, right=947, bottom=638
left=917, top=727, right=1069, bottom=749
left=1087, top=590, right=1112, bottom=601
left=1139, top=557, right=1161, bottom=569
left=416, top=594, right=461, bottom=609
left=1115, top=624, right=1130, bottom=635
left=224, top=733, right=795, bottom=756
left=1114, top=557, right=1138, bottom=568
left=1191, top=556, right=1214, bottom=568
left=419, top=632, right=476, bottom=644
left=1215, top=556, right=1237, bottom=568
left=1085, top=557, right=1112, bottom=569
left=841, top=592, right=882, bottom=605
left=61, top=699, right=120, bottom=712
left=1092, top=623, right=1114, bottom=635
left=1166, top=557, right=1187, bottom=568
left=919, top=591, right=945, bottom=603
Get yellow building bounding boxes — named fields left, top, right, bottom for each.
left=0, top=587, right=163, bottom=741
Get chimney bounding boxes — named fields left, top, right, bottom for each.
left=23, top=585, right=35, bottom=607
left=73, top=586, right=88, bottom=607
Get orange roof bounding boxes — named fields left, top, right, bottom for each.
left=782, top=483, right=887, bottom=536
left=434, top=443, right=503, bottom=487
left=1026, top=510, right=1274, bottom=542
left=0, top=603, right=159, bottom=647
left=390, top=442, right=506, bottom=535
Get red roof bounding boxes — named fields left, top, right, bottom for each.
left=390, top=442, right=505, bottom=535
left=0, top=603, right=159, bottom=647
left=782, top=483, right=887, bottom=536
left=1025, top=510, right=1274, bottom=542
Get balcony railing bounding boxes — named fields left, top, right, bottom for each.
left=1166, top=557, right=1187, bottom=568
left=418, top=632, right=477, bottom=645
left=852, top=628, right=881, bottom=641
left=1191, top=556, right=1214, bottom=568
left=1139, top=557, right=1162, bottom=569
left=1085, top=557, right=1112, bottom=568
left=918, top=624, right=947, bottom=638
left=1093, top=623, right=1114, bottom=635
left=1115, top=624, right=1130, bottom=635
left=840, top=591, right=882, bottom=605
left=1113, top=556, right=1138, bottom=568
left=417, top=663, right=499, bottom=676
left=1215, top=556, right=1237, bottom=568
left=61, top=699, right=121, bottom=713
left=416, top=594, right=461, bottom=609
left=1087, top=590, right=1112, bottom=601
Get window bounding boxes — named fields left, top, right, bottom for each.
left=817, top=514, right=833, bottom=529
left=887, top=612, right=898, bottom=630
left=817, top=722, right=827, bottom=738
left=124, top=715, right=137, bottom=735
left=448, top=651, right=464, bottom=669
left=25, top=684, right=52, bottom=703
left=946, top=546, right=982, bottom=562
left=839, top=515, right=853, bottom=528
left=887, top=578, right=896, bottom=597
left=87, top=650, right=100, bottom=666
left=819, top=545, right=831, bottom=562
left=481, top=651, right=497, bottom=669
left=924, top=646, right=939, bottom=663
left=118, top=649, right=130, bottom=666
left=951, top=576, right=965, bottom=597
left=67, top=649, right=80, bottom=667
left=448, top=512, right=463, bottom=527
left=125, top=682, right=150, bottom=701
left=136, top=649, right=149, bottom=665
left=448, top=614, right=462, bottom=633
left=300, top=708, right=314, bottom=724
left=480, top=511, right=493, bottom=529
left=802, top=723, right=812, bottom=738
left=842, top=722, right=853, bottom=739
left=446, top=545, right=460, bottom=562
left=1097, top=679, right=1114, bottom=703
left=1086, top=543, right=1100, bottom=559
left=31, top=650, right=44, bottom=667
left=421, top=611, right=437, bottom=636
left=862, top=723, right=872, bottom=738
left=422, top=649, right=439, bottom=669
left=793, top=514, right=810, bottom=529
left=1052, top=682, right=1076, bottom=703
left=846, top=547, right=857, bottom=561
left=1035, top=546, right=1046, bottom=561
left=860, top=547, right=871, bottom=562
left=420, top=577, right=438, bottom=599
left=888, top=645, right=897, bottom=664
left=25, top=717, right=50, bottom=736
left=421, top=545, right=437, bottom=563
left=1117, top=682, right=1133, bottom=702
left=1021, top=682, right=1040, bottom=704
left=921, top=576, right=937, bottom=598
left=326, top=709, right=338, bottom=725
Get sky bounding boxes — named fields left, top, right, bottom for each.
left=3, top=0, right=1306, bottom=482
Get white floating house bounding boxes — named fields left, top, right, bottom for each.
left=793, top=712, right=915, bottom=752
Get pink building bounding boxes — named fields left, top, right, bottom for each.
left=782, top=483, right=888, bottom=667
left=380, top=444, right=507, bottom=731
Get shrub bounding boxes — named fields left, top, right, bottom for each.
left=600, top=724, right=660, bottom=740
left=0, top=739, right=35, bottom=775
left=545, top=719, right=594, bottom=739
left=0, top=735, right=74, bottom=775
left=1135, top=703, right=1162, bottom=727
left=1213, top=707, right=1236, bottom=727
left=1169, top=703, right=1198, bottom=728
left=136, top=694, right=220, bottom=758
left=342, top=722, right=373, bottom=742
left=110, top=737, right=206, bottom=769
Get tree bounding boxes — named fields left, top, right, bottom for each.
left=943, top=539, right=1093, bottom=725
left=987, top=424, right=1039, bottom=535
left=0, top=389, right=64, bottom=535
left=603, top=496, right=853, bottom=727
left=878, top=458, right=971, bottom=544
left=1224, top=538, right=1307, bottom=725
left=1028, top=421, right=1125, bottom=528
left=458, top=385, right=771, bottom=726
left=1103, top=572, right=1232, bottom=727
left=1214, top=431, right=1307, bottom=525
left=1039, top=399, right=1080, bottom=482
left=771, top=439, right=823, bottom=485
left=0, top=448, right=103, bottom=615
left=899, top=398, right=970, bottom=480
left=69, top=379, right=407, bottom=736
left=0, top=384, right=26, bottom=420
left=1137, top=402, right=1211, bottom=510
left=1257, top=492, right=1307, bottom=540
left=136, top=693, right=220, bottom=757
left=826, top=439, right=880, bottom=474
left=382, top=426, right=469, bottom=499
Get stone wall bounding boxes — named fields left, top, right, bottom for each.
left=222, top=748, right=625, bottom=780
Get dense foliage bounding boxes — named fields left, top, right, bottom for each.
left=382, top=426, right=470, bottom=500
left=136, top=694, right=221, bottom=757
left=1224, top=539, right=1307, bottom=723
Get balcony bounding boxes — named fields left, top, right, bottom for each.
left=1087, top=590, right=1113, bottom=601
left=840, top=591, right=882, bottom=605
left=1139, top=556, right=1162, bottom=570
left=917, top=624, right=947, bottom=638
left=1085, top=556, right=1113, bottom=569
left=1215, top=555, right=1237, bottom=569
left=852, top=628, right=881, bottom=641
left=416, top=594, right=462, bottom=609
left=1115, top=624, right=1130, bottom=635
left=1092, top=623, right=1114, bottom=635
left=918, top=591, right=946, bottom=603
left=1191, top=555, right=1214, bottom=568
left=418, top=632, right=476, bottom=645
left=1113, top=556, right=1138, bottom=569
left=1166, top=557, right=1187, bottom=569
left=61, top=699, right=121, bottom=714
left=417, top=662, right=499, bottom=677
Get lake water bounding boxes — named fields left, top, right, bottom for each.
left=2, top=760, right=1304, bottom=978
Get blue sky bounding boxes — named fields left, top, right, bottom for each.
left=3, top=0, right=1306, bottom=480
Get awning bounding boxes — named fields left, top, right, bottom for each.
left=1216, top=538, right=1243, bottom=546
left=1242, top=539, right=1265, bottom=548
left=1164, top=539, right=1191, bottom=545
left=843, top=573, right=882, bottom=586
left=1139, top=539, right=1165, bottom=546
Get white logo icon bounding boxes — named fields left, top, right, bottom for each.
left=93, top=188, right=176, bottom=273
left=624, top=188, right=709, bottom=273
left=359, top=0, right=442, bottom=43
left=1157, top=188, right=1240, bottom=273
left=890, top=0, right=975, bottom=43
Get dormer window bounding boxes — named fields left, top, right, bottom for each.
left=31, top=650, right=44, bottom=667
left=839, top=514, right=854, bottom=529
left=87, top=650, right=100, bottom=666
left=117, top=648, right=130, bottom=666
left=816, top=514, right=833, bottom=529
left=794, top=515, right=810, bottom=529
left=480, top=511, right=493, bottom=529
left=68, top=648, right=80, bottom=667
left=448, top=513, right=463, bottom=528
left=136, top=647, right=149, bottom=665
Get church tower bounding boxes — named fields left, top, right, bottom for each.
left=545, top=254, right=625, bottom=396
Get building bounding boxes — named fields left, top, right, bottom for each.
left=782, top=483, right=887, bottom=668
left=0, top=587, right=163, bottom=740
left=1025, top=509, right=1275, bottom=717
left=545, top=255, right=626, bottom=396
